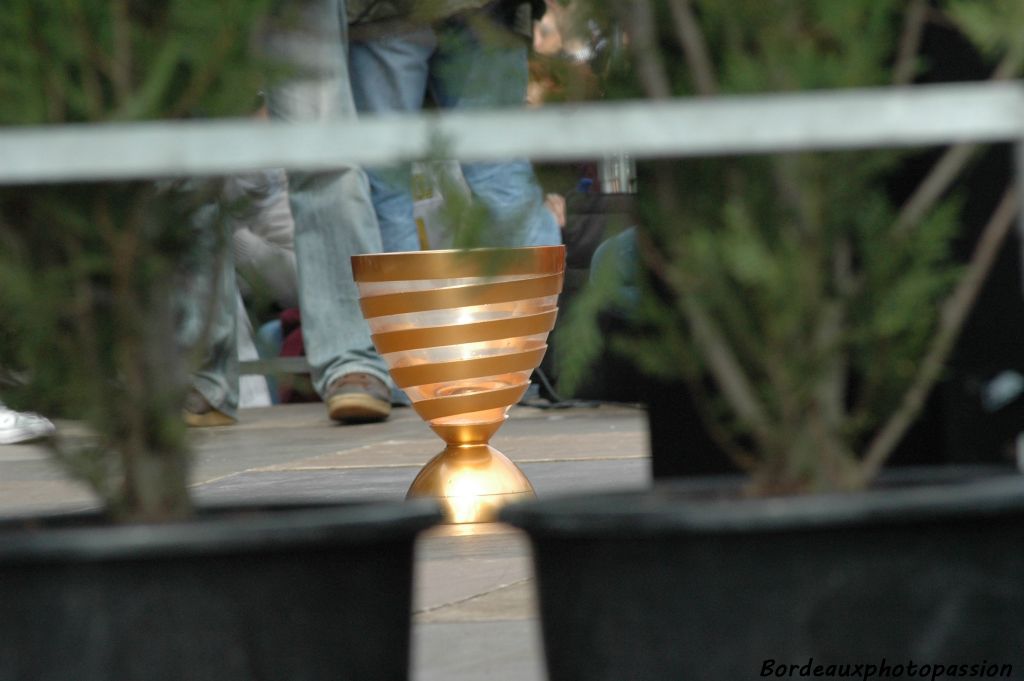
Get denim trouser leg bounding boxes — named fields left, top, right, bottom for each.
left=430, top=25, right=560, bottom=247
left=350, top=30, right=435, bottom=253
left=191, top=258, right=240, bottom=418
left=178, top=204, right=240, bottom=418
left=458, top=159, right=560, bottom=247
left=265, top=0, right=390, bottom=396
left=349, top=21, right=560, bottom=250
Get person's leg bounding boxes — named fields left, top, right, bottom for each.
left=430, top=19, right=560, bottom=247
left=177, top=203, right=240, bottom=426
left=456, top=159, right=561, bottom=246
left=349, top=29, right=435, bottom=252
left=228, top=168, right=300, bottom=310
left=265, top=0, right=391, bottom=421
left=189, top=274, right=240, bottom=423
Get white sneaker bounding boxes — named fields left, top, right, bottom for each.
left=0, top=407, right=56, bottom=445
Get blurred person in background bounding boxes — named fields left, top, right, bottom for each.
left=532, top=4, right=563, bottom=56
left=260, top=0, right=395, bottom=424
left=230, top=168, right=298, bottom=313
left=180, top=166, right=299, bottom=427
left=347, top=0, right=561, bottom=252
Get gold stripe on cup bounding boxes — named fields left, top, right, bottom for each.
left=351, top=246, right=565, bottom=282
left=359, top=273, right=564, bottom=318
left=390, top=347, right=547, bottom=388
left=371, top=310, right=557, bottom=354
left=411, top=383, right=530, bottom=421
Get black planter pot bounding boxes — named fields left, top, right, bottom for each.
left=502, top=468, right=1024, bottom=681
left=0, top=501, right=440, bottom=681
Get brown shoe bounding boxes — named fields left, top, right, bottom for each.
left=325, top=373, right=391, bottom=423
left=183, top=389, right=236, bottom=428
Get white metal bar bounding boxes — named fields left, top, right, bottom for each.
left=1, top=81, right=1022, bottom=185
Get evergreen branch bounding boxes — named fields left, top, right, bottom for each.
left=859, top=184, right=1019, bottom=482
left=68, top=0, right=106, bottom=119
left=105, top=196, right=156, bottom=519
left=112, top=39, right=184, bottom=121
left=892, top=0, right=927, bottom=85
left=665, top=0, right=815, bottom=238
left=28, top=15, right=68, bottom=122
left=623, top=0, right=672, bottom=99
left=894, top=46, right=1024, bottom=238
left=620, top=3, right=768, bottom=435
left=807, top=405, right=860, bottom=490
left=708, top=272, right=777, bottom=384
left=813, top=298, right=846, bottom=429
left=771, top=155, right=815, bottom=237
left=681, top=372, right=759, bottom=473
left=681, top=295, right=771, bottom=439
left=111, top=0, right=134, bottom=104
left=64, top=230, right=108, bottom=438
left=45, top=438, right=118, bottom=512
left=895, top=143, right=979, bottom=240
left=816, top=235, right=855, bottom=431
left=634, top=224, right=772, bottom=446
left=169, top=28, right=238, bottom=117
left=667, top=0, right=718, bottom=96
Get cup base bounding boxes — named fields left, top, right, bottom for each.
left=406, top=444, right=536, bottom=524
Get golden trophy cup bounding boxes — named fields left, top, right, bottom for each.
left=352, top=246, right=566, bottom=524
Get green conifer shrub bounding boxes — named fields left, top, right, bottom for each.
left=0, top=0, right=273, bottom=521
left=557, top=0, right=1024, bottom=492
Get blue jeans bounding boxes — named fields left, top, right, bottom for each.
left=178, top=203, right=240, bottom=418
left=349, top=19, right=561, bottom=252
left=265, top=0, right=391, bottom=397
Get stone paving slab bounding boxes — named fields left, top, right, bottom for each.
left=192, top=459, right=648, bottom=505
left=413, top=524, right=534, bottom=616
left=412, top=620, right=546, bottom=681
left=0, top=401, right=649, bottom=681
left=415, top=557, right=533, bottom=617
left=0, top=481, right=94, bottom=516
left=416, top=579, right=537, bottom=623
left=228, top=405, right=646, bottom=473
left=192, top=468, right=415, bottom=504
left=255, top=430, right=646, bottom=471
left=416, top=523, right=532, bottom=562
left=0, top=403, right=644, bottom=478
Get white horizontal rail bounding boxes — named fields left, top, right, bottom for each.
left=1, top=81, right=1023, bottom=185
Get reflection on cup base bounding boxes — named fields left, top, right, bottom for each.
left=406, top=444, right=536, bottom=524
left=415, top=490, right=536, bottom=525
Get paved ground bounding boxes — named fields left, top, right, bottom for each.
left=0, top=401, right=650, bottom=681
